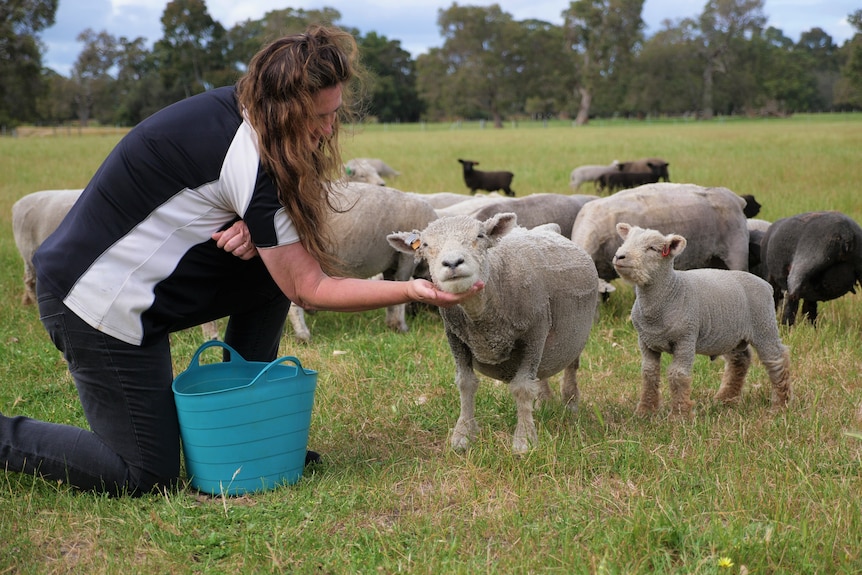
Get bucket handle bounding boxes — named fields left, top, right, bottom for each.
left=248, top=354, right=317, bottom=387
left=186, top=339, right=250, bottom=368
left=186, top=340, right=316, bottom=385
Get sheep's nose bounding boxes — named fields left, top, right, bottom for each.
left=613, top=254, right=625, bottom=263
left=442, top=257, right=464, bottom=270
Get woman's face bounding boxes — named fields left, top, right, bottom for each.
left=310, top=84, right=343, bottom=142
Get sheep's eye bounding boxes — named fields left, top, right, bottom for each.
left=477, top=232, right=486, bottom=240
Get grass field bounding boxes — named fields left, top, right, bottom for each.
left=1, top=114, right=861, bottom=574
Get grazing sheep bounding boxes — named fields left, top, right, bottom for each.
left=569, top=162, right=618, bottom=190
left=12, top=189, right=82, bottom=305
left=457, top=159, right=515, bottom=197
left=570, top=183, right=750, bottom=286
left=746, top=218, right=772, bottom=279
left=470, top=193, right=598, bottom=238
left=388, top=213, right=598, bottom=453
left=351, top=157, right=400, bottom=178
left=760, top=211, right=862, bottom=326
left=612, top=223, right=791, bottom=415
left=595, top=159, right=669, bottom=194
left=344, top=158, right=385, bottom=186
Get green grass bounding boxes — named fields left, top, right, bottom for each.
left=2, top=114, right=862, bottom=574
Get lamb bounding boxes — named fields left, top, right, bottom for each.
left=569, top=162, right=618, bottom=191
left=388, top=213, right=598, bottom=453
left=612, top=223, right=791, bottom=415
left=12, top=189, right=82, bottom=305
left=350, top=157, right=400, bottom=178
left=470, top=193, right=598, bottom=238
left=344, top=159, right=386, bottom=186
left=570, top=183, right=750, bottom=286
left=759, top=211, right=862, bottom=326
left=457, top=159, right=515, bottom=197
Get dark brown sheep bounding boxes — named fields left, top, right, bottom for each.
left=457, top=159, right=515, bottom=197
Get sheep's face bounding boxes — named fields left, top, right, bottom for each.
left=388, top=213, right=517, bottom=294
left=612, top=223, right=686, bottom=286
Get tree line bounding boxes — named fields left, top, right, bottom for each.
left=3, top=0, right=862, bottom=130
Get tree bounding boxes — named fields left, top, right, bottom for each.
left=0, top=0, right=58, bottom=127
left=431, top=3, right=526, bottom=127
left=632, top=21, right=702, bottom=116
left=836, top=9, right=862, bottom=109
left=154, top=0, right=228, bottom=102
left=358, top=32, right=423, bottom=122
left=71, top=29, right=118, bottom=126
left=563, top=0, right=646, bottom=125
left=696, top=0, right=766, bottom=119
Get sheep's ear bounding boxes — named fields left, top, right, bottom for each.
left=616, top=222, right=632, bottom=240
left=387, top=231, right=422, bottom=256
left=662, top=234, right=687, bottom=257
left=484, top=212, right=517, bottom=240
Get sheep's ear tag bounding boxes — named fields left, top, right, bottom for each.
left=345, top=166, right=353, bottom=176
left=407, top=233, right=421, bottom=250
left=661, top=244, right=671, bottom=257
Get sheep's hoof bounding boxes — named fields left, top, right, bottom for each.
left=512, top=436, right=532, bottom=455
left=635, top=403, right=658, bottom=416
left=451, top=418, right=479, bottom=451
left=451, top=433, right=471, bottom=451
left=713, top=388, right=742, bottom=404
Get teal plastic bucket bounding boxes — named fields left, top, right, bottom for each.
left=172, top=340, right=317, bottom=496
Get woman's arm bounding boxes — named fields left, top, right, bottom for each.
left=257, top=241, right=483, bottom=311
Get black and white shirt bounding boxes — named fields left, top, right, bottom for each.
left=35, top=86, right=299, bottom=346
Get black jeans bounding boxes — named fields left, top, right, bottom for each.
left=0, top=285, right=289, bottom=496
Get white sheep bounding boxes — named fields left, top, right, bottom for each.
left=350, top=157, right=400, bottom=178
left=344, top=159, right=385, bottom=186
left=12, top=189, right=83, bottom=304
left=388, top=213, right=598, bottom=453
left=288, top=181, right=441, bottom=340
left=612, top=223, right=791, bottom=415
left=569, top=161, right=618, bottom=190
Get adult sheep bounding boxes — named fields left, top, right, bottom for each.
left=470, top=193, right=598, bottom=238
left=595, top=159, right=669, bottom=194
left=570, top=183, right=750, bottom=286
left=569, top=162, right=618, bottom=191
left=760, top=211, right=862, bottom=326
left=350, top=157, right=400, bottom=178
left=288, top=181, right=441, bottom=339
left=612, top=223, right=791, bottom=414
left=388, top=213, right=598, bottom=454
left=344, top=158, right=385, bottom=186
left=457, top=159, right=515, bottom=197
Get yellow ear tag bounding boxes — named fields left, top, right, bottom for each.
left=407, top=233, right=421, bottom=250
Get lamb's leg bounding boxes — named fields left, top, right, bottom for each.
left=762, top=345, right=792, bottom=409
left=535, top=378, right=553, bottom=409
left=384, top=303, right=409, bottom=333
left=782, top=293, right=800, bottom=326
left=451, top=368, right=480, bottom=451
left=636, top=347, right=662, bottom=415
left=287, top=306, right=311, bottom=342
left=509, top=376, right=539, bottom=454
left=714, top=343, right=751, bottom=404
left=801, top=300, right=818, bottom=325
left=560, top=358, right=580, bottom=413
left=666, top=352, right=695, bottom=415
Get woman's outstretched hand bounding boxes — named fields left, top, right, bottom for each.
left=408, top=278, right=484, bottom=308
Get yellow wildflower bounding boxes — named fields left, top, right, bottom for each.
left=718, top=557, right=734, bottom=569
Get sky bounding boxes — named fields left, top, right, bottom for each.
left=39, top=0, right=859, bottom=76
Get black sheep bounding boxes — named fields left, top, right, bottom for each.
left=595, top=162, right=666, bottom=194
left=457, top=159, right=515, bottom=197
left=760, top=211, right=862, bottom=326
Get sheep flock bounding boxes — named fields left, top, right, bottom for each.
left=10, top=149, right=862, bottom=453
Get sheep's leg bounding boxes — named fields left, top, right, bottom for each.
left=509, top=376, right=540, bottom=454
left=762, top=345, right=792, bottom=409
left=22, top=265, right=36, bottom=305
left=714, top=344, right=751, bottom=404
left=535, top=378, right=553, bottom=410
left=287, top=305, right=312, bottom=342
left=200, top=320, right=220, bottom=340
left=666, top=350, right=695, bottom=415
left=560, top=358, right=580, bottom=413
left=451, top=366, right=480, bottom=450
left=384, top=303, right=409, bottom=333
left=781, top=293, right=800, bottom=326
left=801, top=300, right=818, bottom=325
left=636, top=347, right=662, bottom=415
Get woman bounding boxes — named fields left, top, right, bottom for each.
left=0, top=26, right=482, bottom=496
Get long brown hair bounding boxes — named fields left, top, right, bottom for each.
left=236, top=25, right=362, bottom=272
